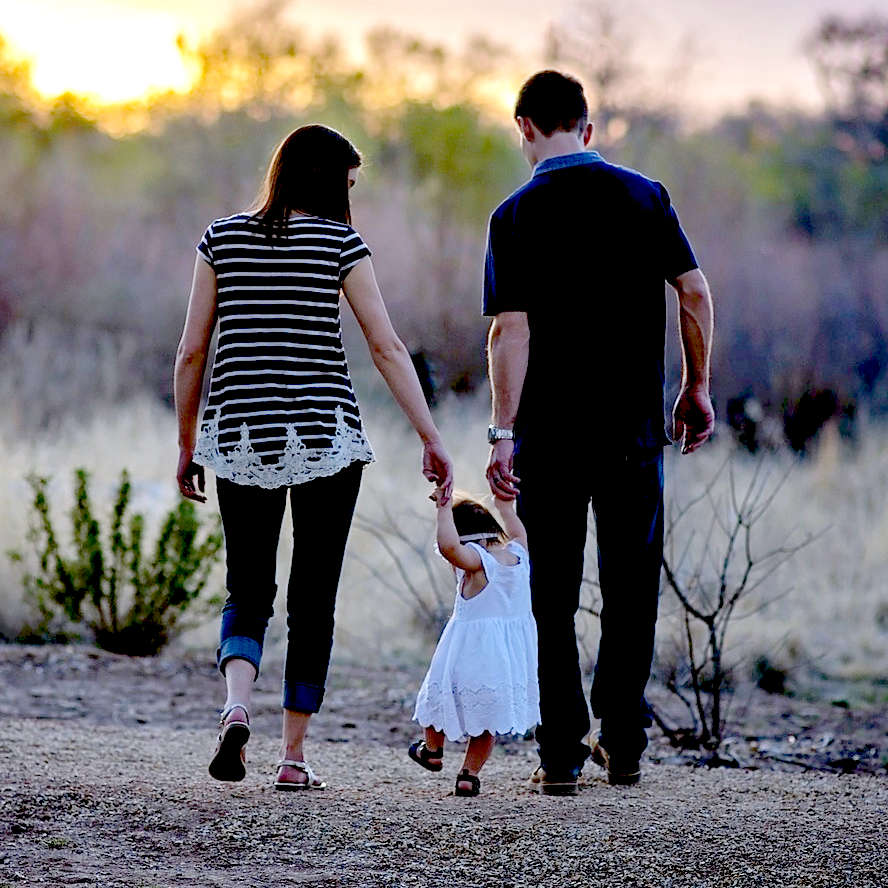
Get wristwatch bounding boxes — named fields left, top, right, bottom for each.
left=487, top=425, right=515, bottom=444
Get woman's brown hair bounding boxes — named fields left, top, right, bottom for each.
left=252, top=124, right=361, bottom=232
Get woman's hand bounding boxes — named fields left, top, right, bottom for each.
left=177, top=448, right=207, bottom=503
left=422, top=439, right=453, bottom=505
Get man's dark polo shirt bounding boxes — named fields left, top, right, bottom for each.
left=483, top=151, right=698, bottom=451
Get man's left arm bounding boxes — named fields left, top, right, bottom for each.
left=671, top=268, right=714, bottom=453
left=657, top=182, right=715, bottom=454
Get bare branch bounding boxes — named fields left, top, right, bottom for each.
left=661, top=556, right=709, bottom=622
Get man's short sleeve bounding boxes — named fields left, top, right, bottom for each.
left=196, top=222, right=215, bottom=267
left=656, top=183, right=698, bottom=283
left=482, top=208, right=527, bottom=316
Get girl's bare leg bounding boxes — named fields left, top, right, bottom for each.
left=424, top=727, right=445, bottom=764
left=457, top=731, right=495, bottom=791
left=425, top=728, right=444, bottom=762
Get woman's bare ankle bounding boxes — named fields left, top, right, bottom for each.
left=280, top=745, right=304, bottom=762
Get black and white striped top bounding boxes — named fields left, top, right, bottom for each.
left=192, top=212, right=375, bottom=488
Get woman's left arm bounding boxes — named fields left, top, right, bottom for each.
left=174, top=255, right=217, bottom=502
left=342, top=256, right=453, bottom=502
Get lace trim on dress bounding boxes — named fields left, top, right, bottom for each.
left=414, top=681, right=540, bottom=741
left=194, top=405, right=375, bottom=489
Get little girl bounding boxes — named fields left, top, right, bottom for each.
left=409, top=489, right=540, bottom=797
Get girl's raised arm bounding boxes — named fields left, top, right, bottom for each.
left=342, top=256, right=452, bottom=501
left=433, top=489, right=483, bottom=571
left=493, top=497, right=528, bottom=550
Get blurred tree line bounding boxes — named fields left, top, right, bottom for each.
left=0, top=3, right=886, bottom=448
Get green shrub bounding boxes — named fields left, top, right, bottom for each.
left=8, top=469, right=223, bottom=655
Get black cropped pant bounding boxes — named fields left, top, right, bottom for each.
left=215, top=462, right=363, bottom=713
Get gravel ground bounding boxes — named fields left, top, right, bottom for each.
left=1, top=645, right=886, bottom=888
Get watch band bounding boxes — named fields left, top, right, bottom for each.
left=487, top=425, right=515, bottom=443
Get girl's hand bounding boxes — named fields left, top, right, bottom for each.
left=429, top=485, right=451, bottom=508
left=177, top=448, right=207, bottom=503
left=422, top=439, right=453, bottom=505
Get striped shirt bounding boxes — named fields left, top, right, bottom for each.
left=192, top=212, right=375, bottom=488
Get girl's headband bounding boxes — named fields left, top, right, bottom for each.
left=459, top=532, right=500, bottom=543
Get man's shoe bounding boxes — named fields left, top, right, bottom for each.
left=528, top=764, right=545, bottom=785
left=589, top=733, right=641, bottom=786
left=538, top=766, right=581, bottom=796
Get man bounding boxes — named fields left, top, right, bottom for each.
left=484, top=70, right=714, bottom=795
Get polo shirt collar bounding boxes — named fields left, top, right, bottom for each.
left=532, top=150, right=604, bottom=177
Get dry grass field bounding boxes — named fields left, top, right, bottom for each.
left=1, top=385, right=886, bottom=704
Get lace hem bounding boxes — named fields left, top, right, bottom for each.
left=194, top=405, right=375, bottom=489
left=414, top=681, right=540, bottom=741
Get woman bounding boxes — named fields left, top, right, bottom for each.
left=174, top=124, right=452, bottom=789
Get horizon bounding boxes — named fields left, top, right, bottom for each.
left=1, top=0, right=883, bottom=117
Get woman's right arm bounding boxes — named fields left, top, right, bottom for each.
left=173, top=255, right=217, bottom=502
left=342, top=256, right=453, bottom=502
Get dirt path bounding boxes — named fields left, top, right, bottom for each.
left=1, top=646, right=886, bottom=888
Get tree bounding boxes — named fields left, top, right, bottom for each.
left=807, top=15, right=888, bottom=129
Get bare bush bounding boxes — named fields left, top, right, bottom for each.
left=655, top=456, right=817, bottom=753
left=351, top=504, right=452, bottom=640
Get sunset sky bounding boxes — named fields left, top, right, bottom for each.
left=0, top=0, right=881, bottom=112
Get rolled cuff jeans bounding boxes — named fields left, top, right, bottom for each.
left=215, top=461, right=363, bottom=713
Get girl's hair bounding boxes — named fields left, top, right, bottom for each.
left=251, top=124, right=362, bottom=232
left=451, top=493, right=508, bottom=545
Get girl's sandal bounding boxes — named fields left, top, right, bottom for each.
left=274, top=759, right=327, bottom=791
left=208, top=704, right=251, bottom=782
left=454, top=769, right=481, bottom=797
left=408, top=740, right=444, bottom=772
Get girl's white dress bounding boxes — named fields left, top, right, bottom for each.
left=413, top=540, right=540, bottom=741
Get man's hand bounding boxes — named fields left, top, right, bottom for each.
left=672, top=385, right=715, bottom=454
left=177, top=448, right=206, bottom=502
left=486, top=439, right=520, bottom=500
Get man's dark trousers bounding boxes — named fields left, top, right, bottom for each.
left=515, top=439, right=664, bottom=774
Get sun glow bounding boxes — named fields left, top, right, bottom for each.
left=1, top=1, right=196, bottom=104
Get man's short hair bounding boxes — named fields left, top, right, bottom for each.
left=514, top=70, right=588, bottom=136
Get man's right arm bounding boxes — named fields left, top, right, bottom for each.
left=671, top=268, right=715, bottom=453
left=486, top=311, right=529, bottom=499
left=483, top=206, right=529, bottom=500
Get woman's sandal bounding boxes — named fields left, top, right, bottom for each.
left=454, top=769, right=481, bottom=797
left=273, top=759, right=327, bottom=791
left=208, top=703, right=251, bottom=782
left=408, top=740, right=443, bottom=772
